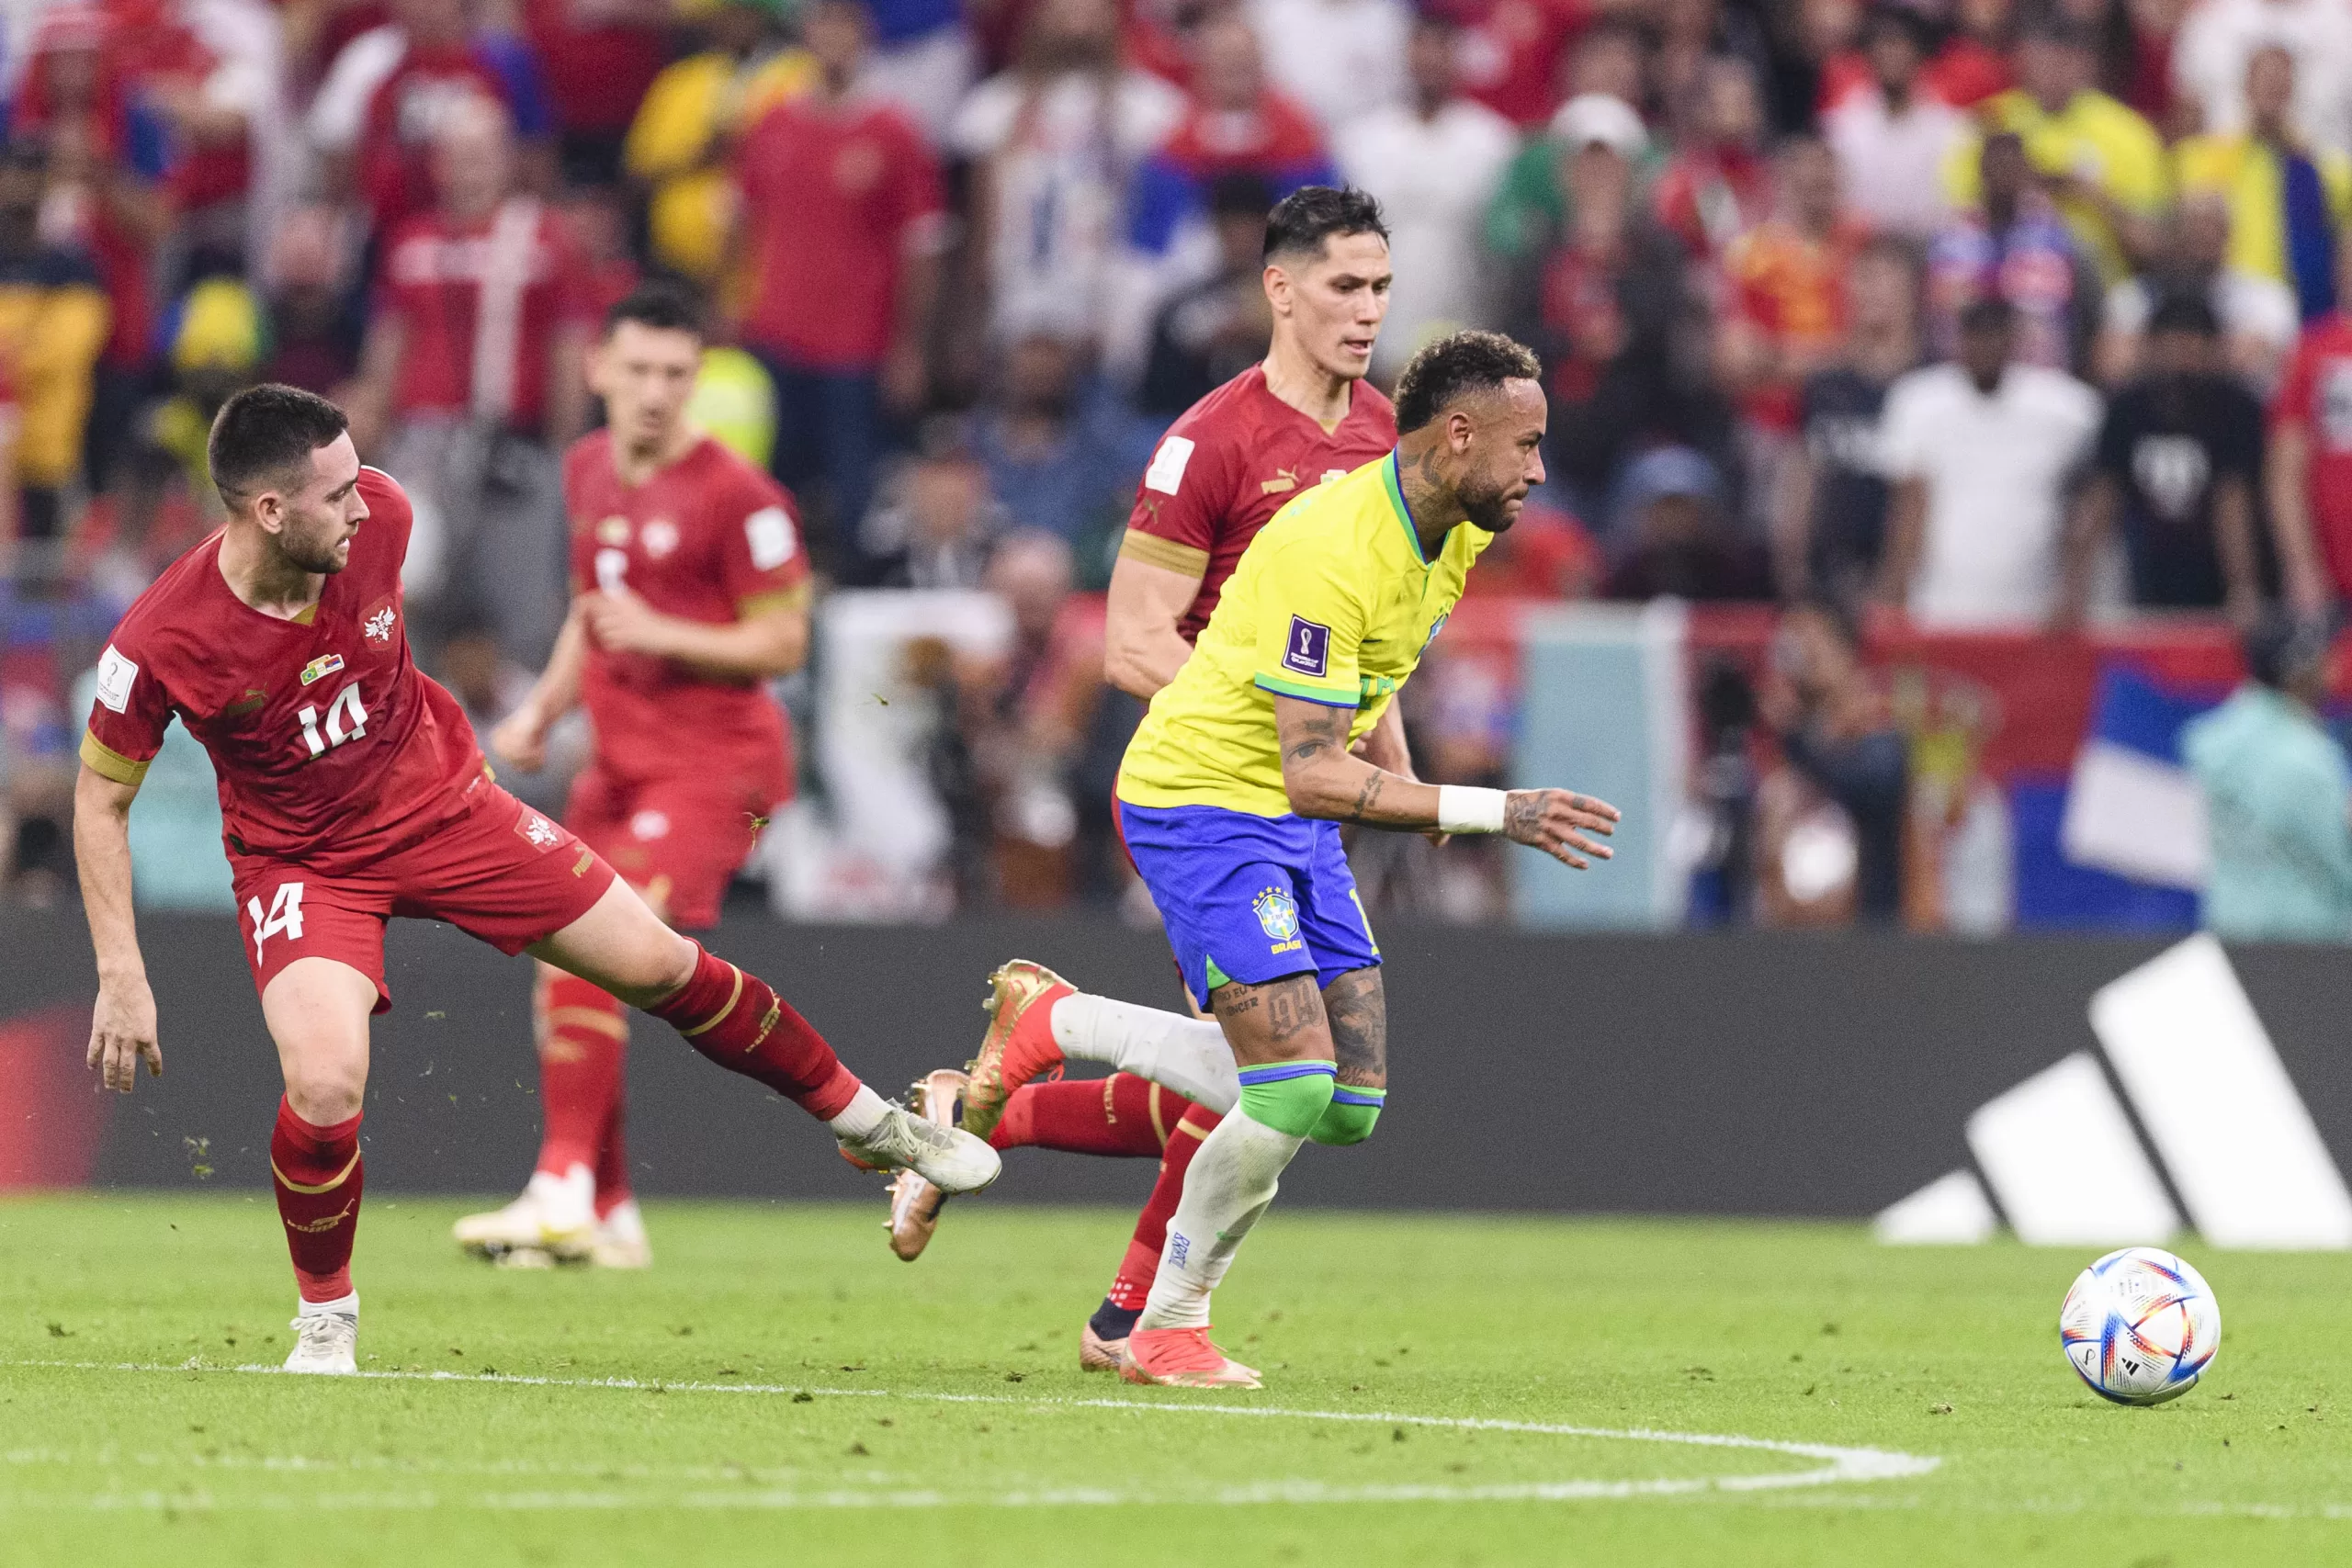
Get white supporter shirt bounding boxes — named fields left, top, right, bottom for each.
left=2174, top=0, right=2352, bottom=154
left=1880, top=362, right=2103, bottom=627
left=1823, top=89, right=1969, bottom=237
left=1334, top=97, right=1518, bottom=378
left=1248, top=0, right=1410, bottom=134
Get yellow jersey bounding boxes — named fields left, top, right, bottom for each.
left=1118, top=453, right=1490, bottom=818
left=1944, top=89, right=2168, bottom=285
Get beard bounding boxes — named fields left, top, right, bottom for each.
left=1458, top=472, right=1524, bottom=534
left=277, top=520, right=350, bottom=574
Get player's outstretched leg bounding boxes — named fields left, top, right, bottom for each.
left=1084, top=1100, right=1219, bottom=1371
left=261, top=957, right=380, bottom=1375
left=530, top=880, right=1000, bottom=1193
left=884, top=1068, right=968, bottom=1260
left=455, top=968, right=628, bottom=1264
left=963, top=961, right=1239, bottom=1138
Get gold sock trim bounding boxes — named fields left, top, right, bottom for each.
left=677, top=964, right=744, bottom=1038
left=1147, top=1081, right=1169, bottom=1147
left=547, top=1006, right=629, bottom=1041
left=272, top=1147, right=362, bottom=1195
left=1172, top=1117, right=1210, bottom=1142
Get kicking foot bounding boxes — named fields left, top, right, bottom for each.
left=1080, top=1320, right=1129, bottom=1372
left=1120, top=1325, right=1261, bottom=1390
left=885, top=1070, right=967, bottom=1260
left=590, top=1199, right=653, bottom=1269
left=840, top=1104, right=1001, bottom=1195
left=453, top=1168, right=594, bottom=1261
left=962, top=961, right=1073, bottom=1141
left=284, top=1298, right=359, bottom=1375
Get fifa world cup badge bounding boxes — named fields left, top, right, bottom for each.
left=1254, top=886, right=1303, bottom=953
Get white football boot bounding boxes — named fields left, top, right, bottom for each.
left=839, top=1104, right=1001, bottom=1195
left=452, top=1167, right=595, bottom=1261
left=284, top=1294, right=359, bottom=1374
left=590, top=1198, right=654, bottom=1269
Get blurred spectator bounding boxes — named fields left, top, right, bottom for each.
left=949, top=0, right=1182, bottom=368
left=2182, top=611, right=2352, bottom=942
left=1927, top=130, right=2098, bottom=373
left=1427, top=0, right=1590, bottom=127
left=861, top=420, right=1012, bottom=588
left=2173, top=0, right=2352, bottom=158
left=1718, top=135, right=1868, bottom=521
left=1486, top=77, right=1663, bottom=288
left=1651, top=53, right=1773, bottom=262
left=2174, top=45, right=2349, bottom=324
left=690, top=344, right=783, bottom=469
left=2267, top=241, right=2352, bottom=615
left=731, top=0, right=944, bottom=570
left=1917, top=0, right=2016, bottom=109
left=103, top=274, right=263, bottom=590
left=349, top=96, right=590, bottom=664
left=439, top=620, right=586, bottom=810
left=974, top=328, right=1137, bottom=582
left=859, top=0, right=978, bottom=145
left=1879, top=296, right=2102, bottom=628
left=1823, top=6, right=1967, bottom=238
left=1138, top=174, right=1275, bottom=415
left=2061, top=295, right=2263, bottom=625
left=1775, top=237, right=1921, bottom=604
left=2096, top=192, right=2297, bottom=390
left=1601, top=446, right=1770, bottom=600
left=120, top=0, right=273, bottom=279
left=560, top=183, right=639, bottom=322
left=1249, top=0, right=1409, bottom=135
left=1756, top=597, right=1907, bottom=925
left=257, top=205, right=359, bottom=394
left=1334, top=14, right=1514, bottom=382
left=524, top=0, right=670, bottom=186
left=1652, top=0, right=1778, bottom=136
left=0, top=141, right=109, bottom=556
left=622, top=0, right=809, bottom=284
left=1521, top=94, right=1726, bottom=517
left=1953, top=16, right=2165, bottom=286
left=1456, top=493, right=1599, bottom=598
left=311, top=0, right=557, bottom=236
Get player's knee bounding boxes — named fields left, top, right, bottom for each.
left=605, top=931, right=701, bottom=1010
left=1308, top=1089, right=1385, bottom=1147
left=1236, top=1064, right=1337, bottom=1138
left=283, top=1061, right=366, bottom=1125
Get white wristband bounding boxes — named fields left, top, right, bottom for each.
left=1436, top=785, right=1509, bottom=835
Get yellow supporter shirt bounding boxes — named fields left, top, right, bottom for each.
left=1944, top=88, right=2168, bottom=284
left=2175, top=132, right=2352, bottom=289
left=1118, top=453, right=1491, bottom=818
left=624, top=48, right=816, bottom=281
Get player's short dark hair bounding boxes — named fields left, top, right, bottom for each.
left=2148, top=291, right=2221, bottom=338
left=1393, top=330, right=1543, bottom=434
left=1860, top=4, right=1930, bottom=53
left=1262, top=186, right=1388, bottom=265
left=208, top=383, right=349, bottom=502
left=605, top=277, right=707, bottom=339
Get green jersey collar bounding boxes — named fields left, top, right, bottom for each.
left=1383, top=450, right=1431, bottom=567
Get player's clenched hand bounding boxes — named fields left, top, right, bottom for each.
left=1502, top=789, right=1622, bottom=870
left=489, top=705, right=548, bottom=773
left=87, top=974, right=161, bottom=1093
left=581, top=589, right=672, bottom=657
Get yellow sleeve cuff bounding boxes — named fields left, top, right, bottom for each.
left=737, top=583, right=813, bottom=620
left=81, top=730, right=151, bottom=786
left=1119, top=530, right=1211, bottom=577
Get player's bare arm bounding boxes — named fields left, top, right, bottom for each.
left=74, top=761, right=160, bottom=1092
left=581, top=587, right=810, bottom=680
left=1104, top=551, right=1206, bottom=698
left=491, top=603, right=591, bottom=771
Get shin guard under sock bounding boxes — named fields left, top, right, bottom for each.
left=271, top=1098, right=364, bottom=1303
left=647, top=943, right=862, bottom=1120
left=537, top=974, right=628, bottom=1179
left=989, top=1073, right=1186, bottom=1156
left=1104, top=1102, right=1220, bottom=1312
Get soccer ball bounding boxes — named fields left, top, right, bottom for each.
left=2058, top=1247, right=2221, bottom=1406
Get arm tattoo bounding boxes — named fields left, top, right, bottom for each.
left=1345, top=772, right=1385, bottom=823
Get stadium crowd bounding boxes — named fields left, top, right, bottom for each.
left=0, top=0, right=2347, bottom=924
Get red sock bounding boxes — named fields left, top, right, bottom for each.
left=647, top=943, right=862, bottom=1120
left=990, top=1073, right=1187, bottom=1156
left=270, top=1098, right=364, bottom=1303
left=1105, top=1102, right=1222, bottom=1311
left=594, top=1083, right=632, bottom=1217
left=537, top=974, right=628, bottom=1180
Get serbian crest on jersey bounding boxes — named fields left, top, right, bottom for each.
left=642, top=519, right=681, bottom=558
left=361, top=594, right=399, bottom=645
left=1253, top=885, right=1301, bottom=946
left=518, top=810, right=562, bottom=849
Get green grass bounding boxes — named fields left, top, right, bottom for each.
left=1, top=1194, right=2347, bottom=1565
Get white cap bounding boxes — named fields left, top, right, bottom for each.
left=1550, top=92, right=1647, bottom=159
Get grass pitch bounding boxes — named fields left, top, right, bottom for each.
left=1, top=1194, right=2347, bottom=1565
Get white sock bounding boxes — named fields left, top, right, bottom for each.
left=1136, top=1110, right=1304, bottom=1331
left=828, top=1084, right=891, bottom=1140
left=298, top=1290, right=357, bottom=1317
left=1049, top=993, right=1239, bottom=1115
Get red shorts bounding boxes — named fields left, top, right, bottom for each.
left=564, top=763, right=783, bottom=930
left=228, top=781, right=617, bottom=1014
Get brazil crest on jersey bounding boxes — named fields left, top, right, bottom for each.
left=1118, top=452, right=1490, bottom=818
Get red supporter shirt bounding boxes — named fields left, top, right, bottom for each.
left=1121, top=366, right=1397, bottom=641
left=2272, top=315, right=2352, bottom=598
left=379, top=199, right=588, bottom=427
left=358, top=43, right=530, bottom=232
left=734, top=96, right=944, bottom=368
left=565, top=431, right=809, bottom=786
left=1724, top=219, right=1866, bottom=431
left=79, top=468, right=489, bottom=874
left=1426, top=0, right=1591, bottom=125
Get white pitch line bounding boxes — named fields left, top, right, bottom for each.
left=0, top=1357, right=1939, bottom=1509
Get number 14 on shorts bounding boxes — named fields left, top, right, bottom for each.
left=248, top=881, right=306, bottom=959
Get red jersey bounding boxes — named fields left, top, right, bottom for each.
left=734, top=96, right=944, bottom=368
left=565, top=431, right=809, bottom=784
left=2272, top=315, right=2352, bottom=598
left=1122, top=366, right=1397, bottom=641
left=1724, top=218, right=1868, bottom=431
left=379, top=198, right=589, bottom=427
left=79, top=468, right=488, bottom=874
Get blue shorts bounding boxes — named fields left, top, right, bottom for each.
left=1116, top=798, right=1381, bottom=1010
